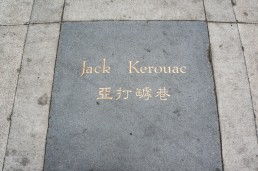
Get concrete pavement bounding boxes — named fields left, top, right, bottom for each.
left=0, top=0, right=258, bottom=170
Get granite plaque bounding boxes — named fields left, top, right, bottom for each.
left=44, top=21, right=222, bottom=171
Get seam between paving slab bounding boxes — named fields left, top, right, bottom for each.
left=230, top=1, right=258, bottom=142
left=1, top=17, right=29, bottom=171
left=201, top=1, right=225, bottom=170
left=1, top=0, right=36, bottom=170
left=236, top=25, right=258, bottom=142
left=1, top=21, right=258, bottom=27
left=62, top=20, right=258, bottom=25
left=0, top=25, right=28, bottom=171
left=42, top=0, right=66, bottom=170
left=207, top=41, right=225, bottom=171
left=230, top=0, right=237, bottom=22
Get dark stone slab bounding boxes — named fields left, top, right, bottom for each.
left=44, top=21, right=222, bottom=171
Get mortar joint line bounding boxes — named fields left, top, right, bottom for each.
left=231, top=0, right=258, bottom=143
left=236, top=24, right=258, bottom=143
left=201, top=1, right=225, bottom=170
left=42, top=0, right=66, bottom=170
left=1, top=21, right=258, bottom=27
left=1, top=0, right=36, bottom=170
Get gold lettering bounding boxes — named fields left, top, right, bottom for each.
left=103, top=58, right=110, bottom=73
left=163, top=66, right=168, bottom=73
left=155, top=87, right=170, bottom=100
left=97, top=87, right=113, bottom=100
left=81, top=59, right=111, bottom=75
left=129, top=61, right=140, bottom=73
left=94, top=66, right=101, bottom=73
left=154, top=66, right=162, bottom=73
left=180, top=66, right=186, bottom=73
left=148, top=66, right=154, bottom=73
left=140, top=66, right=147, bottom=73
left=82, top=59, right=187, bottom=76
left=86, top=66, right=92, bottom=73
left=81, top=61, right=86, bottom=76
left=172, top=67, right=179, bottom=73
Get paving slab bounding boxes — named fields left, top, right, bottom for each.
left=0, top=25, right=27, bottom=170
left=3, top=23, right=60, bottom=171
left=203, top=0, right=236, bottom=22
left=208, top=23, right=258, bottom=171
left=0, top=0, right=34, bottom=25
left=31, top=0, right=65, bottom=23
left=238, top=23, right=258, bottom=138
left=233, top=0, right=258, bottom=23
left=44, top=21, right=222, bottom=171
left=63, top=0, right=205, bottom=21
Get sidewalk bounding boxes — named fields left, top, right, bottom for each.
left=0, top=0, right=258, bottom=170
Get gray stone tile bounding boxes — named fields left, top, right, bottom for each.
left=0, top=0, right=34, bottom=25
left=3, top=23, right=60, bottom=171
left=238, top=23, right=258, bottom=138
left=0, top=25, right=27, bottom=170
left=204, top=0, right=236, bottom=22
left=44, top=21, right=222, bottom=171
left=208, top=23, right=258, bottom=171
left=31, top=0, right=64, bottom=23
left=233, top=0, right=258, bottom=23
left=63, top=0, right=205, bottom=21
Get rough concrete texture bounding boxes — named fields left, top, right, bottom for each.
left=31, top=0, right=64, bottom=23
left=0, top=25, right=27, bottom=170
left=0, top=0, right=34, bottom=25
left=233, top=0, right=258, bottom=23
left=238, top=24, right=258, bottom=138
left=0, top=0, right=257, bottom=170
left=44, top=21, right=222, bottom=171
left=3, top=23, right=60, bottom=171
left=204, top=0, right=236, bottom=22
left=208, top=23, right=258, bottom=171
left=63, top=0, right=205, bottom=21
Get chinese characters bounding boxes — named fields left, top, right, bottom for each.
left=97, top=87, right=170, bottom=101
